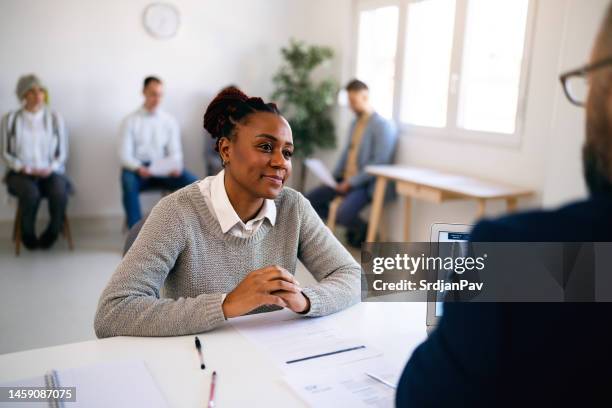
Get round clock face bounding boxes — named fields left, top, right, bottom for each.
left=143, top=3, right=180, bottom=39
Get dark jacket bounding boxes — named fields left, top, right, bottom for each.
left=396, top=193, right=612, bottom=407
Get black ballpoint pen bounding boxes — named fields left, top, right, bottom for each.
left=195, top=336, right=206, bottom=370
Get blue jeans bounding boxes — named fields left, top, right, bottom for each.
left=305, top=184, right=370, bottom=231
left=121, top=169, right=198, bottom=228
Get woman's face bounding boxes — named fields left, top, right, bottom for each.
left=220, top=112, right=293, bottom=200
left=23, top=86, right=45, bottom=109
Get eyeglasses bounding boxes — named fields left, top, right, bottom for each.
left=559, top=57, right=612, bottom=107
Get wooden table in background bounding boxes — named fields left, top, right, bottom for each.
left=365, top=165, right=534, bottom=242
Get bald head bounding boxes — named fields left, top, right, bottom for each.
left=584, top=3, right=612, bottom=194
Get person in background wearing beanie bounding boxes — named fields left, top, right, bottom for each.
left=94, top=87, right=360, bottom=338
left=119, top=76, right=198, bottom=228
left=1, top=74, right=70, bottom=250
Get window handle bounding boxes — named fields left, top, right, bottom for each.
left=450, top=73, right=460, bottom=95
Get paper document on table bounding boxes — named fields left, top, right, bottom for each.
left=284, top=358, right=403, bottom=408
left=230, top=309, right=382, bottom=375
left=148, top=157, right=182, bottom=176
left=0, top=360, right=169, bottom=408
left=304, top=158, right=338, bottom=188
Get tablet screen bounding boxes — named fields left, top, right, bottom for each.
left=435, top=231, right=471, bottom=316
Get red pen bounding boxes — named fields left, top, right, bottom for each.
left=207, top=371, right=217, bottom=408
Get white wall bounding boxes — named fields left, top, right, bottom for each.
left=0, top=0, right=350, bottom=221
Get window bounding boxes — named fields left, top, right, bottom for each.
left=400, top=0, right=456, bottom=128
left=355, top=4, right=400, bottom=119
left=354, top=0, right=534, bottom=142
left=457, top=0, right=530, bottom=134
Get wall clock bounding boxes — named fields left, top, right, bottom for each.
left=143, top=3, right=180, bottom=39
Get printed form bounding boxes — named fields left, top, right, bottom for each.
left=230, top=309, right=403, bottom=407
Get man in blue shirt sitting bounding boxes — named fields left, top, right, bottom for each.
left=306, top=80, right=397, bottom=247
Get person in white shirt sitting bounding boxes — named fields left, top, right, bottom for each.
left=1, top=74, right=70, bottom=250
left=119, top=76, right=197, bottom=228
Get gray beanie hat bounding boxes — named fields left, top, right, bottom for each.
left=15, top=74, right=45, bottom=100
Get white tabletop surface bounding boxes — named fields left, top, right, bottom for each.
left=366, top=165, right=533, bottom=198
left=0, top=302, right=427, bottom=407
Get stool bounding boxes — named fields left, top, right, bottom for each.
left=326, top=196, right=344, bottom=233
left=325, top=196, right=387, bottom=241
left=13, top=204, right=74, bottom=256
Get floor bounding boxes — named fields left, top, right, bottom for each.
left=0, top=218, right=360, bottom=355
left=0, top=218, right=124, bottom=354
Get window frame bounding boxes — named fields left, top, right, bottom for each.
left=352, top=0, right=402, bottom=120
left=352, top=0, right=538, bottom=148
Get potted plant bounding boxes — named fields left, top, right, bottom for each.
left=272, top=39, right=338, bottom=191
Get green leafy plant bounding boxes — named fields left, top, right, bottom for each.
left=272, top=39, right=338, bottom=190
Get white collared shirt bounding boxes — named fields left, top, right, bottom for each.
left=198, top=169, right=276, bottom=238
left=119, top=107, right=183, bottom=171
left=1, top=107, right=68, bottom=173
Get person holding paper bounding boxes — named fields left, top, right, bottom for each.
left=95, top=87, right=361, bottom=338
left=119, top=76, right=197, bottom=228
left=305, top=80, right=397, bottom=247
left=1, top=74, right=70, bottom=250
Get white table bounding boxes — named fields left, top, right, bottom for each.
left=0, top=302, right=426, bottom=407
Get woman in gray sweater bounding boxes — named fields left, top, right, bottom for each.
left=94, top=87, right=361, bottom=337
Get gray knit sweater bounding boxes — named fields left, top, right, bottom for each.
left=94, top=184, right=361, bottom=338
